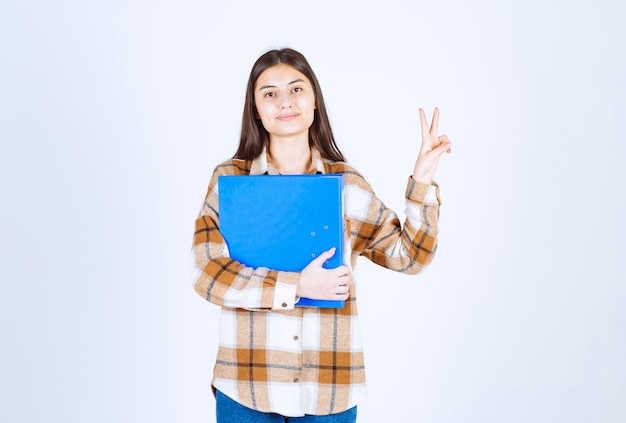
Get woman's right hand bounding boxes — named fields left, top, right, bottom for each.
left=297, top=247, right=351, bottom=301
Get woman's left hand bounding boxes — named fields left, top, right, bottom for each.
left=412, top=107, right=452, bottom=185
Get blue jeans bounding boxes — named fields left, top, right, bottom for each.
left=216, top=389, right=357, bottom=422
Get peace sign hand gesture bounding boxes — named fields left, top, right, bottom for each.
left=412, top=107, right=452, bottom=185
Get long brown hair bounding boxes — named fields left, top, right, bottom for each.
left=233, top=48, right=346, bottom=162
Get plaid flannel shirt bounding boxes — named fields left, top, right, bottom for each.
left=191, top=148, right=440, bottom=416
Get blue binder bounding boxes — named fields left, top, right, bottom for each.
left=218, top=174, right=345, bottom=308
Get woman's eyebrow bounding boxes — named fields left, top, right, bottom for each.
left=258, top=79, right=306, bottom=91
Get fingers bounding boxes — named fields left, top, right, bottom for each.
left=330, top=265, right=351, bottom=278
left=419, top=108, right=429, bottom=139
left=334, top=281, right=351, bottom=297
left=335, top=289, right=350, bottom=299
left=335, top=272, right=352, bottom=283
left=419, top=107, right=441, bottom=145
left=331, top=268, right=352, bottom=297
left=430, top=107, right=439, bottom=135
left=433, top=137, right=452, bottom=155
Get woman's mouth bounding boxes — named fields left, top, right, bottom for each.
left=276, top=113, right=299, bottom=121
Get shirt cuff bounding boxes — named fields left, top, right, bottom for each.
left=406, top=177, right=440, bottom=205
left=272, top=271, right=299, bottom=311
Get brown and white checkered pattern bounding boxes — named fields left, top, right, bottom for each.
left=191, top=149, right=440, bottom=417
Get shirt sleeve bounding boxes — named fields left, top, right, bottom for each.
left=191, top=166, right=300, bottom=311
left=345, top=170, right=441, bottom=274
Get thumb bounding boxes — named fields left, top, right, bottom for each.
left=311, top=247, right=336, bottom=266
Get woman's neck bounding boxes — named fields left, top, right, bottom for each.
left=268, top=136, right=312, bottom=174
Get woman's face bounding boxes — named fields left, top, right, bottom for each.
left=254, top=63, right=316, bottom=141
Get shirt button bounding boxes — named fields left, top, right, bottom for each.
left=293, top=378, right=300, bottom=383
left=281, top=302, right=287, bottom=308
left=293, top=335, right=299, bottom=341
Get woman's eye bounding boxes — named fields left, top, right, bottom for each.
left=292, top=87, right=303, bottom=93
left=264, top=92, right=275, bottom=98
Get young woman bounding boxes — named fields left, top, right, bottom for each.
left=192, top=48, right=451, bottom=422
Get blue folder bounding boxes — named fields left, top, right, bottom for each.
left=218, top=174, right=345, bottom=308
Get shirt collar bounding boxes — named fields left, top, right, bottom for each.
left=249, top=146, right=326, bottom=175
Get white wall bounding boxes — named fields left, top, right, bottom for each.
left=1, top=1, right=624, bottom=422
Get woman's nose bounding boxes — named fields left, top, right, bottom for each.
left=280, top=96, right=292, bottom=109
